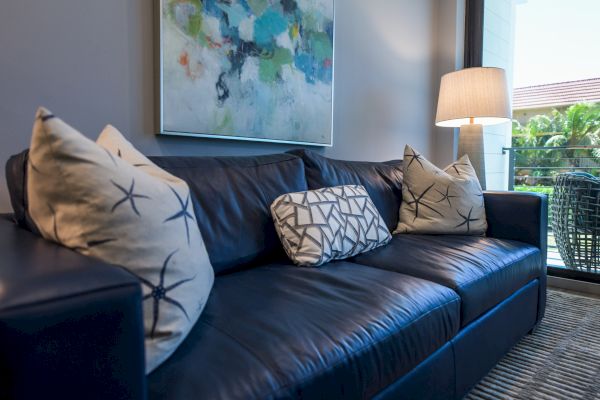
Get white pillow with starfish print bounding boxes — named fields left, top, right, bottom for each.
left=27, top=108, right=214, bottom=373
left=395, top=144, right=487, bottom=235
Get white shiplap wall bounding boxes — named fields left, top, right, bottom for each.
left=482, top=0, right=519, bottom=190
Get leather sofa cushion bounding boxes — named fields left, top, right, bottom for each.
left=148, top=261, right=460, bottom=400
left=150, top=154, right=307, bottom=275
left=353, top=234, right=543, bottom=327
left=288, top=149, right=403, bottom=232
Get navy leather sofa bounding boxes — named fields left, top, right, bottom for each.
left=1, top=149, right=547, bottom=400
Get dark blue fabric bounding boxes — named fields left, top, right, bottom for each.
left=150, top=154, right=307, bottom=275
left=288, top=149, right=403, bottom=232
left=0, top=219, right=146, bottom=400
left=148, top=261, right=460, bottom=400
left=353, top=234, right=543, bottom=327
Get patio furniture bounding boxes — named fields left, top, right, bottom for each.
left=552, top=172, right=600, bottom=272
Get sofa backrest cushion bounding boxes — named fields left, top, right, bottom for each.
left=288, top=149, right=403, bottom=232
left=5, top=150, right=40, bottom=234
left=150, top=154, right=307, bottom=275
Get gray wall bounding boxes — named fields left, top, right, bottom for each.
left=0, top=0, right=441, bottom=213
left=432, top=0, right=465, bottom=168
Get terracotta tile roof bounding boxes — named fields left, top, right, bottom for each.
left=513, top=78, right=600, bottom=110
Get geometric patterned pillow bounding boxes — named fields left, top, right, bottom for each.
left=395, top=144, right=487, bottom=235
left=271, top=185, right=392, bottom=266
left=27, top=107, right=214, bottom=374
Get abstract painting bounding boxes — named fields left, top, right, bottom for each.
left=157, top=0, right=334, bottom=146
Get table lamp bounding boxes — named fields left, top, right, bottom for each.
left=435, top=67, right=511, bottom=189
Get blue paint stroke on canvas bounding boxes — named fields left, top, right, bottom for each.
left=162, top=0, right=334, bottom=144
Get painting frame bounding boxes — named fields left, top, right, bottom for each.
left=155, top=0, right=335, bottom=147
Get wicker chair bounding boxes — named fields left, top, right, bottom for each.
left=552, top=172, right=600, bottom=272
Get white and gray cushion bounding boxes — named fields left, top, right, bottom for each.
left=395, top=144, right=487, bottom=235
left=27, top=108, right=214, bottom=373
left=271, top=185, right=392, bottom=266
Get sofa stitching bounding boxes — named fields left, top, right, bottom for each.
left=451, top=339, right=458, bottom=398
left=151, top=155, right=300, bottom=169
left=196, top=318, right=286, bottom=389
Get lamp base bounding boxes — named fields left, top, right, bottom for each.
left=458, top=124, right=486, bottom=190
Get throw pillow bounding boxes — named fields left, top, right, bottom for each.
left=396, top=144, right=487, bottom=235
left=271, top=185, right=391, bottom=266
left=97, top=125, right=179, bottom=183
left=27, top=107, right=214, bottom=373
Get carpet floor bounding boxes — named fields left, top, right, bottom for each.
left=465, top=289, right=600, bottom=400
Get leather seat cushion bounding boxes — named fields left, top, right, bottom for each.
left=352, top=234, right=543, bottom=327
left=148, top=261, right=460, bottom=400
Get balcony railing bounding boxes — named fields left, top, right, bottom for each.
left=504, top=145, right=600, bottom=190
left=503, top=145, right=600, bottom=279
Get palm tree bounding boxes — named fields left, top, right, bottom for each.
left=544, top=103, right=600, bottom=148
left=512, top=102, right=600, bottom=184
left=545, top=103, right=600, bottom=168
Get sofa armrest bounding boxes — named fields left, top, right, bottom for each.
left=484, top=191, right=548, bottom=325
left=484, top=191, right=548, bottom=259
left=0, top=219, right=146, bottom=400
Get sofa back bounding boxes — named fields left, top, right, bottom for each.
left=289, top=150, right=403, bottom=232
left=5, top=149, right=403, bottom=275
left=150, top=154, right=307, bottom=275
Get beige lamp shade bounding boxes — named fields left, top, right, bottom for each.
left=435, top=67, right=511, bottom=127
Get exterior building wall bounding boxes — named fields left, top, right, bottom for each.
left=482, top=0, right=520, bottom=190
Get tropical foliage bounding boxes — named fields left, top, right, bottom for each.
left=512, top=102, right=600, bottom=186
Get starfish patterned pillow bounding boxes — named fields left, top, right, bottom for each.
left=395, top=144, right=487, bottom=235
left=27, top=107, right=214, bottom=373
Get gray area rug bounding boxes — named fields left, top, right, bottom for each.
left=466, top=289, right=600, bottom=400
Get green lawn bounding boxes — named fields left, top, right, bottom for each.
left=514, top=185, right=554, bottom=196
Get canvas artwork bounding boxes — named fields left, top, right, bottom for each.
left=158, top=0, right=335, bottom=146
